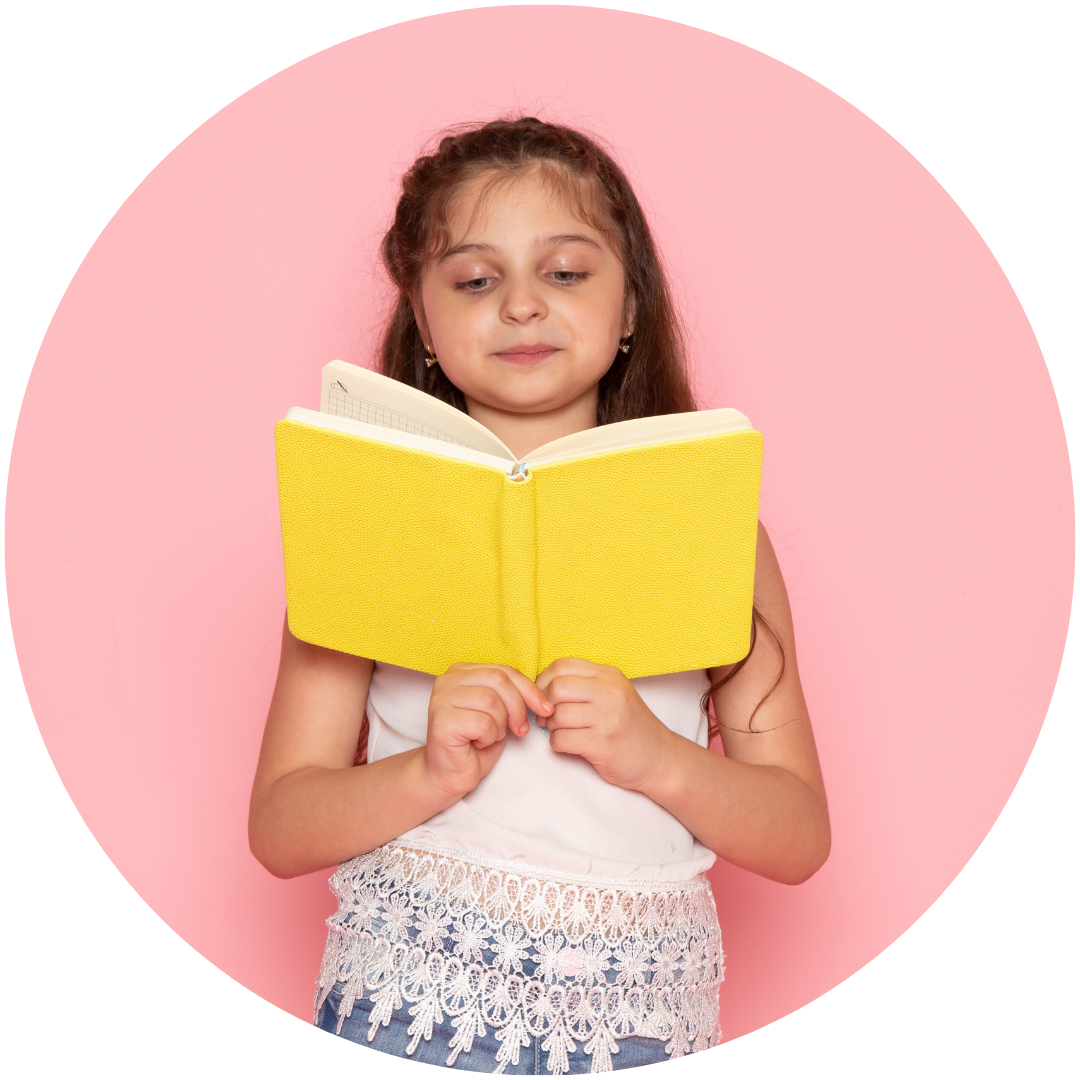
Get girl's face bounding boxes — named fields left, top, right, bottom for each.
left=416, top=169, right=632, bottom=421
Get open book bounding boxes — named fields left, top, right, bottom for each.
left=275, top=360, right=763, bottom=679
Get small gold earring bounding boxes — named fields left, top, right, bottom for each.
left=619, top=336, right=631, bottom=354
left=424, top=348, right=438, bottom=368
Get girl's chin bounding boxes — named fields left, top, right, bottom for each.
left=465, top=387, right=576, bottom=416
left=492, top=358, right=552, bottom=371
left=456, top=367, right=601, bottom=417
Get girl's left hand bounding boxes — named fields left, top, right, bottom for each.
left=534, top=658, right=674, bottom=792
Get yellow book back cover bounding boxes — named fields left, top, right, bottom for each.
left=531, top=430, right=763, bottom=677
left=276, top=420, right=762, bottom=679
left=275, top=420, right=538, bottom=674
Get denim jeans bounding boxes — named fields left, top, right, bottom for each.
left=316, top=984, right=673, bottom=1073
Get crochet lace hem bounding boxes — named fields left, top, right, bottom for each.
left=315, top=842, right=724, bottom=1074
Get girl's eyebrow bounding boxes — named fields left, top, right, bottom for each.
left=439, top=242, right=497, bottom=262
left=534, top=233, right=603, bottom=251
left=439, top=234, right=603, bottom=263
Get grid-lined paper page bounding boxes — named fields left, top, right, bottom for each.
left=319, top=361, right=513, bottom=459
left=326, top=381, right=477, bottom=448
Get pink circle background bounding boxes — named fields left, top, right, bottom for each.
left=6, top=7, right=1072, bottom=1042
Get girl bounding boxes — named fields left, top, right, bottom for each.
left=249, top=117, right=830, bottom=1074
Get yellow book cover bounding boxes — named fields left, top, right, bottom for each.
left=275, top=361, right=763, bottom=680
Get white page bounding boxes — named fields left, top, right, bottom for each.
left=525, top=408, right=752, bottom=467
left=284, top=407, right=518, bottom=474
left=319, top=360, right=753, bottom=470
left=320, top=359, right=514, bottom=459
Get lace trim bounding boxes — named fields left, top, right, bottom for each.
left=315, top=842, right=724, bottom=1074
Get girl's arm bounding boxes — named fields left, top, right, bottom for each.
left=537, top=522, right=830, bottom=885
left=249, top=620, right=549, bottom=879
left=692, top=522, right=830, bottom=882
left=248, top=625, right=440, bottom=878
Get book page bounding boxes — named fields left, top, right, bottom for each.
left=320, top=359, right=513, bottom=460
left=284, top=409, right=516, bottom=475
left=525, top=408, right=752, bottom=468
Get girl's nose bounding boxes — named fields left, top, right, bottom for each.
left=500, top=275, right=547, bottom=324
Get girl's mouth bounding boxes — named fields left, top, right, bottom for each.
left=494, top=344, right=559, bottom=365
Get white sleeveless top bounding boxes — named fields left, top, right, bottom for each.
left=366, top=661, right=717, bottom=882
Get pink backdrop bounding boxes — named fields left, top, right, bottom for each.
left=6, top=7, right=1072, bottom=1042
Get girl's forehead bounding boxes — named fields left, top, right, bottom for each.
left=444, top=166, right=608, bottom=243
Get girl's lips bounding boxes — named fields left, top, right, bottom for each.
left=494, top=345, right=559, bottom=364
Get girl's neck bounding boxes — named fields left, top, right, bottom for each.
left=464, top=387, right=599, bottom=461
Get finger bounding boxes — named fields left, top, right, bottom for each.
left=458, top=665, right=551, bottom=735
left=447, top=685, right=510, bottom=735
left=535, top=657, right=605, bottom=692
left=491, top=666, right=554, bottom=729
left=449, top=709, right=503, bottom=750
left=544, top=702, right=595, bottom=730
left=548, top=727, right=593, bottom=757
left=542, top=674, right=603, bottom=706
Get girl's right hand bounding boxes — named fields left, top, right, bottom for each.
left=424, top=663, right=552, bottom=799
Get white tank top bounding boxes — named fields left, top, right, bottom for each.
left=366, top=661, right=717, bottom=882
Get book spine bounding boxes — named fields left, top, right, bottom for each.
left=496, top=474, right=540, bottom=678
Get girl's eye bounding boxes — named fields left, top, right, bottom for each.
left=549, top=270, right=586, bottom=285
left=456, top=277, right=496, bottom=292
